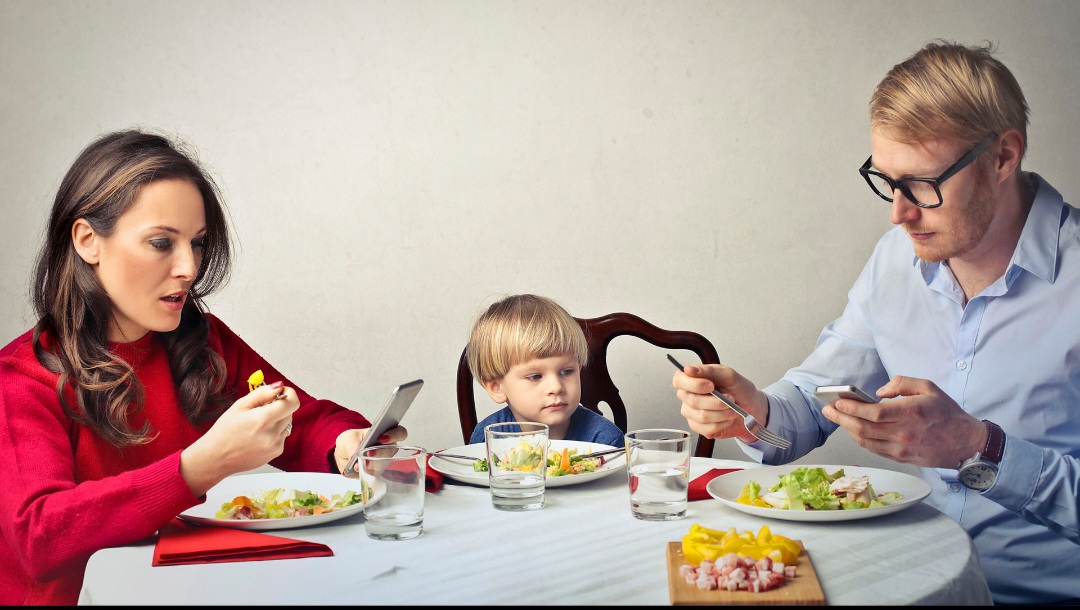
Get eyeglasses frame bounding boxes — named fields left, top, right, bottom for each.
left=859, top=132, right=999, bottom=209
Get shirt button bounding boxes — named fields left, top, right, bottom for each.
left=956, top=361, right=968, bottom=370
left=949, top=483, right=962, bottom=492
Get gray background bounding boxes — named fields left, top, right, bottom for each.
left=2, top=1, right=1078, bottom=472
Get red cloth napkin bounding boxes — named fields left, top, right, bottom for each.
left=689, top=468, right=742, bottom=501
left=425, top=455, right=444, bottom=492
left=152, top=518, right=332, bottom=566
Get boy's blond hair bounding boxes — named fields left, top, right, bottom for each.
left=466, top=294, right=589, bottom=383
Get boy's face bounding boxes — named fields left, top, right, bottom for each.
left=482, top=354, right=582, bottom=434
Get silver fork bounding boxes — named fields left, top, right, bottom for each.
left=432, top=453, right=480, bottom=462
left=666, top=354, right=792, bottom=450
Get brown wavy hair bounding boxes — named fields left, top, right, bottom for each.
left=30, top=129, right=234, bottom=446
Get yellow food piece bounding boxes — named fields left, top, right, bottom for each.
left=735, top=491, right=771, bottom=507
left=247, top=369, right=265, bottom=392
left=681, top=523, right=801, bottom=566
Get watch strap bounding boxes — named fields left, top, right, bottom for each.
left=981, top=420, right=1005, bottom=464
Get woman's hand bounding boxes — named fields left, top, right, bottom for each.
left=334, top=425, right=409, bottom=477
left=180, top=381, right=299, bottom=496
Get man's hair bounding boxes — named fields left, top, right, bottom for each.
left=870, top=40, right=1029, bottom=158
left=466, top=294, right=589, bottom=383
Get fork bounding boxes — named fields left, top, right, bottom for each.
left=432, top=452, right=480, bottom=462
left=666, top=354, right=792, bottom=450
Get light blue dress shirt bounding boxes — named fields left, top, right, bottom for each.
left=743, top=173, right=1080, bottom=605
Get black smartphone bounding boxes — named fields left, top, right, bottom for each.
left=341, top=379, right=424, bottom=476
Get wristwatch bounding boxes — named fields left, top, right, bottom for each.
left=957, top=420, right=1005, bottom=491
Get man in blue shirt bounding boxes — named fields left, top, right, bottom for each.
left=672, top=40, right=1079, bottom=605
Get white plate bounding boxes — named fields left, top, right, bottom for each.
left=179, top=472, right=384, bottom=531
left=429, top=440, right=625, bottom=487
left=707, top=464, right=931, bottom=522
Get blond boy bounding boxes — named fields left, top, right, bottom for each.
left=466, top=294, right=623, bottom=446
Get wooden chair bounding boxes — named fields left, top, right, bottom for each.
left=455, top=312, right=721, bottom=457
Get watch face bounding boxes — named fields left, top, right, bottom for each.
left=960, top=463, right=996, bottom=490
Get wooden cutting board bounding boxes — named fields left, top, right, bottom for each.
left=666, top=542, right=826, bottom=605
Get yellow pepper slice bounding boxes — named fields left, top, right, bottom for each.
left=247, top=369, right=265, bottom=392
left=757, top=525, right=772, bottom=544
left=736, top=491, right=772, bottom=507
left=682, top=533, right=725, bottom=564
left=681, top=523, right=801, bottom=566
left=689, top=523, right=729, bottom=539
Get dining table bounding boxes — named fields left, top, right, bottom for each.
left=78, top=456, right=993, bottom=605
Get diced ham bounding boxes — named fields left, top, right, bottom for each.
left=681, top=553, right=793, bottom=592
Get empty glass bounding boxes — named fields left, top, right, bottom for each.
left=360, top=445, right=426, bottom=540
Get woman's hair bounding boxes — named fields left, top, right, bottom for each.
left=466, top=294, right=589, bottom=383
left=870, top=40, right=1029, bottom=159
left=31, top=129, right=234, bottom=446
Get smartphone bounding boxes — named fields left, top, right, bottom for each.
left=814, top=384, right=877, bottom=405
left=342, top=379, right=424, bottom=476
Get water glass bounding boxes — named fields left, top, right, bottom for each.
left=625, top=428, right=691, bottom=521
left=360, top=445, right=426, bottom=540
left=485, top=422, right=549, bottom=511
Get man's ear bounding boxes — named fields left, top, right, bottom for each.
left=481, top=378, right=508, bottom=404
left=71, top=218, right=100, bottom=264
left=993, top=128, right=1025, bottom=185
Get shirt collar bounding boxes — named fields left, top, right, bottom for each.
left=1009, top=172, right=1063, bottom=285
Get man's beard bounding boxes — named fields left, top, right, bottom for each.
left=908, top=169, right=996, bottom=264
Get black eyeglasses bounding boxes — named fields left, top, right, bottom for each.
left=859, top=132, right=998, bottom=208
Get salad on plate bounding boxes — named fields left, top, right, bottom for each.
left=215, top=484, right=370, bottom=521
left=737, top=466, right=903, bottom=511
left=473, top=441, right=604, bottom=477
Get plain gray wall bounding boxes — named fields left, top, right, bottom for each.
left=3, top=1, right=1078, bottom=474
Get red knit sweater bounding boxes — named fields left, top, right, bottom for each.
left=0, top=314, right=370, bottom=605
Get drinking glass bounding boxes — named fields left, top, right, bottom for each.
left=625, top=428, right=691, bottom=521
left=485, top=422, right=549, bottom=511
left=360, top=445, right=426, bottom=540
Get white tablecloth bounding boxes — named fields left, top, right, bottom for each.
left=79, top=458, right=992, bottom=605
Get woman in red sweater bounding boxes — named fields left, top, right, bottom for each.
left=0, top=130, right=403, bottom=605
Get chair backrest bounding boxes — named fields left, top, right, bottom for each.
left=455, top=312, right=721, bottom=457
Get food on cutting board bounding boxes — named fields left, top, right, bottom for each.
left=678, top=523, right=801, bottom=592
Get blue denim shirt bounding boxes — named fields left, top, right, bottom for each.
left=743, top=173, right=1080, bottom=605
